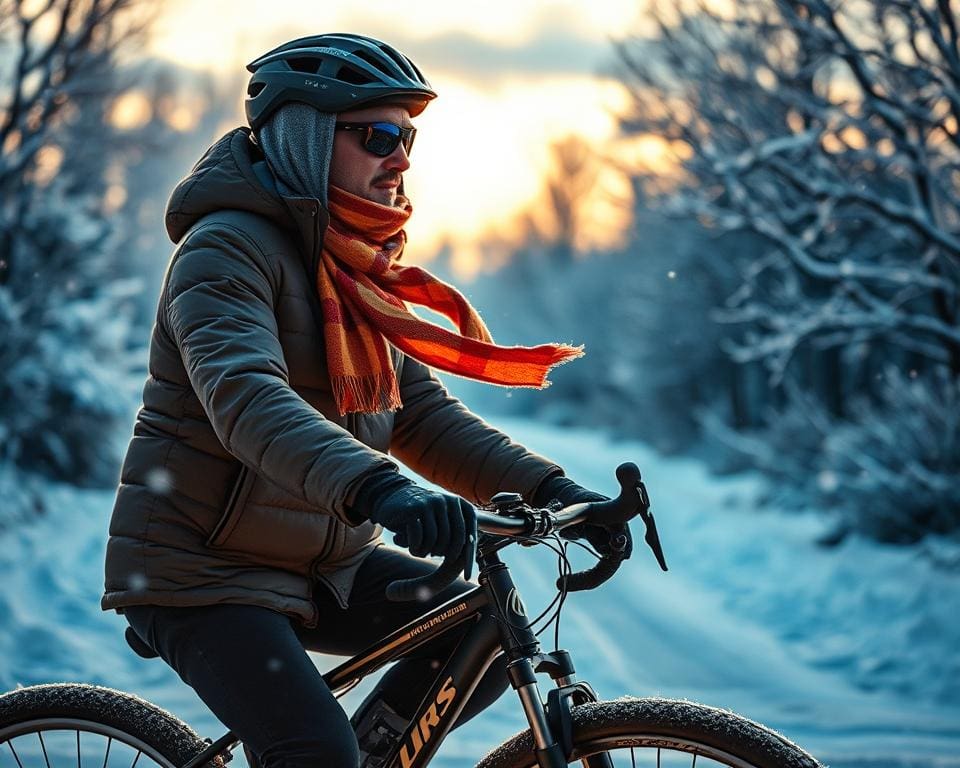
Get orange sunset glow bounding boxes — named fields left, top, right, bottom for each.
left=138, top=0, right=673, bottom=274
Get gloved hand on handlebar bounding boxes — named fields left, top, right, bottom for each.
left=351, top=470, right=478, bottom=580
left=533, top=473, right=633, bottom=559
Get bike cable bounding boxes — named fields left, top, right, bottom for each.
left=540, top=537, right=609, bottom=649
left=547, top=535, right=573, bottom=650
left=521, top=534, right=569, bottom=633
left=487, top=532, right=604, bottom=651
left=487, top=533, right=567, bottom=645
left=515, top=534, right=603, bottom=650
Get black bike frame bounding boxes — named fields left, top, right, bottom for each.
left=182, top=549, right=552, bottom=768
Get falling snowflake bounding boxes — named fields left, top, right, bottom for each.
left=415, top=586, right=432, bottom=601
left=817, top=470, right=839, bottom=493
left=267, top=657, right=284, bottom=672
left=128, top=572, right=148, bottom=592
left=667, top=270, right=677, bottom=279
left=146, top=467, right=173, bottom=495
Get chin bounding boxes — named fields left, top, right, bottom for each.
left=368, top=187, right=397, bottom=207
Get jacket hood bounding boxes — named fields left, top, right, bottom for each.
left=165, top=127, right=296, bottom=243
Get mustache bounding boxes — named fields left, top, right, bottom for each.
left=372, top=172, right=402, bottom=186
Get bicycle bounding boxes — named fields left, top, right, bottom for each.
left=0, top=463, right=825, bottom=768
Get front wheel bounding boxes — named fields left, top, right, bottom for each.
left=475, top=697, right=824, bottom=768
left=0, top=683, right=219, bottom=768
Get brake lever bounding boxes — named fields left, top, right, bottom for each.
left=614, top=463, right=667, bottom=572
left=631, top=471, right=667, bottom=571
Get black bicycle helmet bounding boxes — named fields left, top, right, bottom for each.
left=245, top=33, right=437, bottom=132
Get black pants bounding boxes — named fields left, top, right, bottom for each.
left=124, top=546, right=508, bottom=768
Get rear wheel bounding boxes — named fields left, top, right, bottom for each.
left=475, top=697, right=824, bottom=768
left=0, top=683, right=219, bottom=768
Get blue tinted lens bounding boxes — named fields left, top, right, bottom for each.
left=365, top=123, right=402, bottom=156
left=336, top=121, right=416, bottom=157
left=366, top=122, right=415, bottom=157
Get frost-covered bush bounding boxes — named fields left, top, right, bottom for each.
left=0, top=461, right=48, bottom=530
left=708, top=367, right=960, bottom=543
left=820, top=367, right=960, bottom=543
left=0, top=185, right=142, bottom=493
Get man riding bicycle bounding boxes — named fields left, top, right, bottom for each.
left=101, top=33, right=632, bottom=768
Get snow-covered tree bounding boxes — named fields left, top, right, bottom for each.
left=0, top=0, right=152, bottom=508
left=615, top=0, right=960, bottom=538
left=618, top=0, right=960, bottom=398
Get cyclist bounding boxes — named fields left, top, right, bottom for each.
left=101, top=33, right=631, bottom=768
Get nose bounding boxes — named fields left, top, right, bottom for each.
left=384, top=141, right=411, bottom=173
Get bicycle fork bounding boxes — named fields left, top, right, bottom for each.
left=507, top=651, right=613, bottom=768
left=483, top=553, right=613, bottom=768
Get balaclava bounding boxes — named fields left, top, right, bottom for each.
left=256, top=101, right=335, bottom=206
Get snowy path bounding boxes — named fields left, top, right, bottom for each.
left=1, top=417, right=958, bottom=767
left=442, top=419, right=960, bottom=768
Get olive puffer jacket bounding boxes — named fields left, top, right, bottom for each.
left=101, top=128, right=563, bottom=626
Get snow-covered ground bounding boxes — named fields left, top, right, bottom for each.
left=1, top=417, right=958, bottom=767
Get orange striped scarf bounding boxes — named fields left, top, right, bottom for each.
left=319, top=185, right=584, bottom=414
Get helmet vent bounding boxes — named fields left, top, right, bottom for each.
left=248, top=82, right=266, bottom=98
left=286, top=56, right=323, bottom=74
left=336, top=64, right=375, bottom=85
left=351, top=48, right=396, bottom=78
left=378, top=45, right=415, bottom=78
left=409, top=61, right=428, bottom=84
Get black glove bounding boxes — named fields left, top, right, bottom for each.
left=352, top=470, right=478, bottom=579
left=533, top=473, right=633, bottom=559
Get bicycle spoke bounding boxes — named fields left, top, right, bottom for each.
left=77, top=729, right=81, bottom=768
left=692, top=755, right=697, bottom=767
left=7, top=740, right=25, bottom=768
left=39, top=731, right=52, bottom=768
left=129, top=749, right=143, bottom=768
left=656, top=747, right=660, bottom=768
left=102, top=737, right=112, bottom=768
left=630, top=746, right=636, bottom=768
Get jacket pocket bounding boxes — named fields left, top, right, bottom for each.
left=206, top=464, right=256, bottom=547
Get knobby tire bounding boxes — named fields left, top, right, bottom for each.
left=0, top=683, right=217, bottom=768
left=475, top=697, right=824, bottom=768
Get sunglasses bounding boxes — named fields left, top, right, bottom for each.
left=334, top=121, right=416, bottom=158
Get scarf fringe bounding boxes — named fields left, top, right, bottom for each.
left=331, top=372, right=402, bottom=416
left=546, top=343, right=585, bottom=365
left=529, top=343, right=585, bottom=387
left=542, top=344, right=585, bottom=380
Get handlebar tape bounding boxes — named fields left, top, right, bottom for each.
left=557, top=551, right=624, bottom=592
left=554, top=461, right=638, bottom=592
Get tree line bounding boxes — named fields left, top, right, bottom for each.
left=461, top=0, right=960, bottom=545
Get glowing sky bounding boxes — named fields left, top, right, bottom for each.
left=146, top=1, right=663, bottom=272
